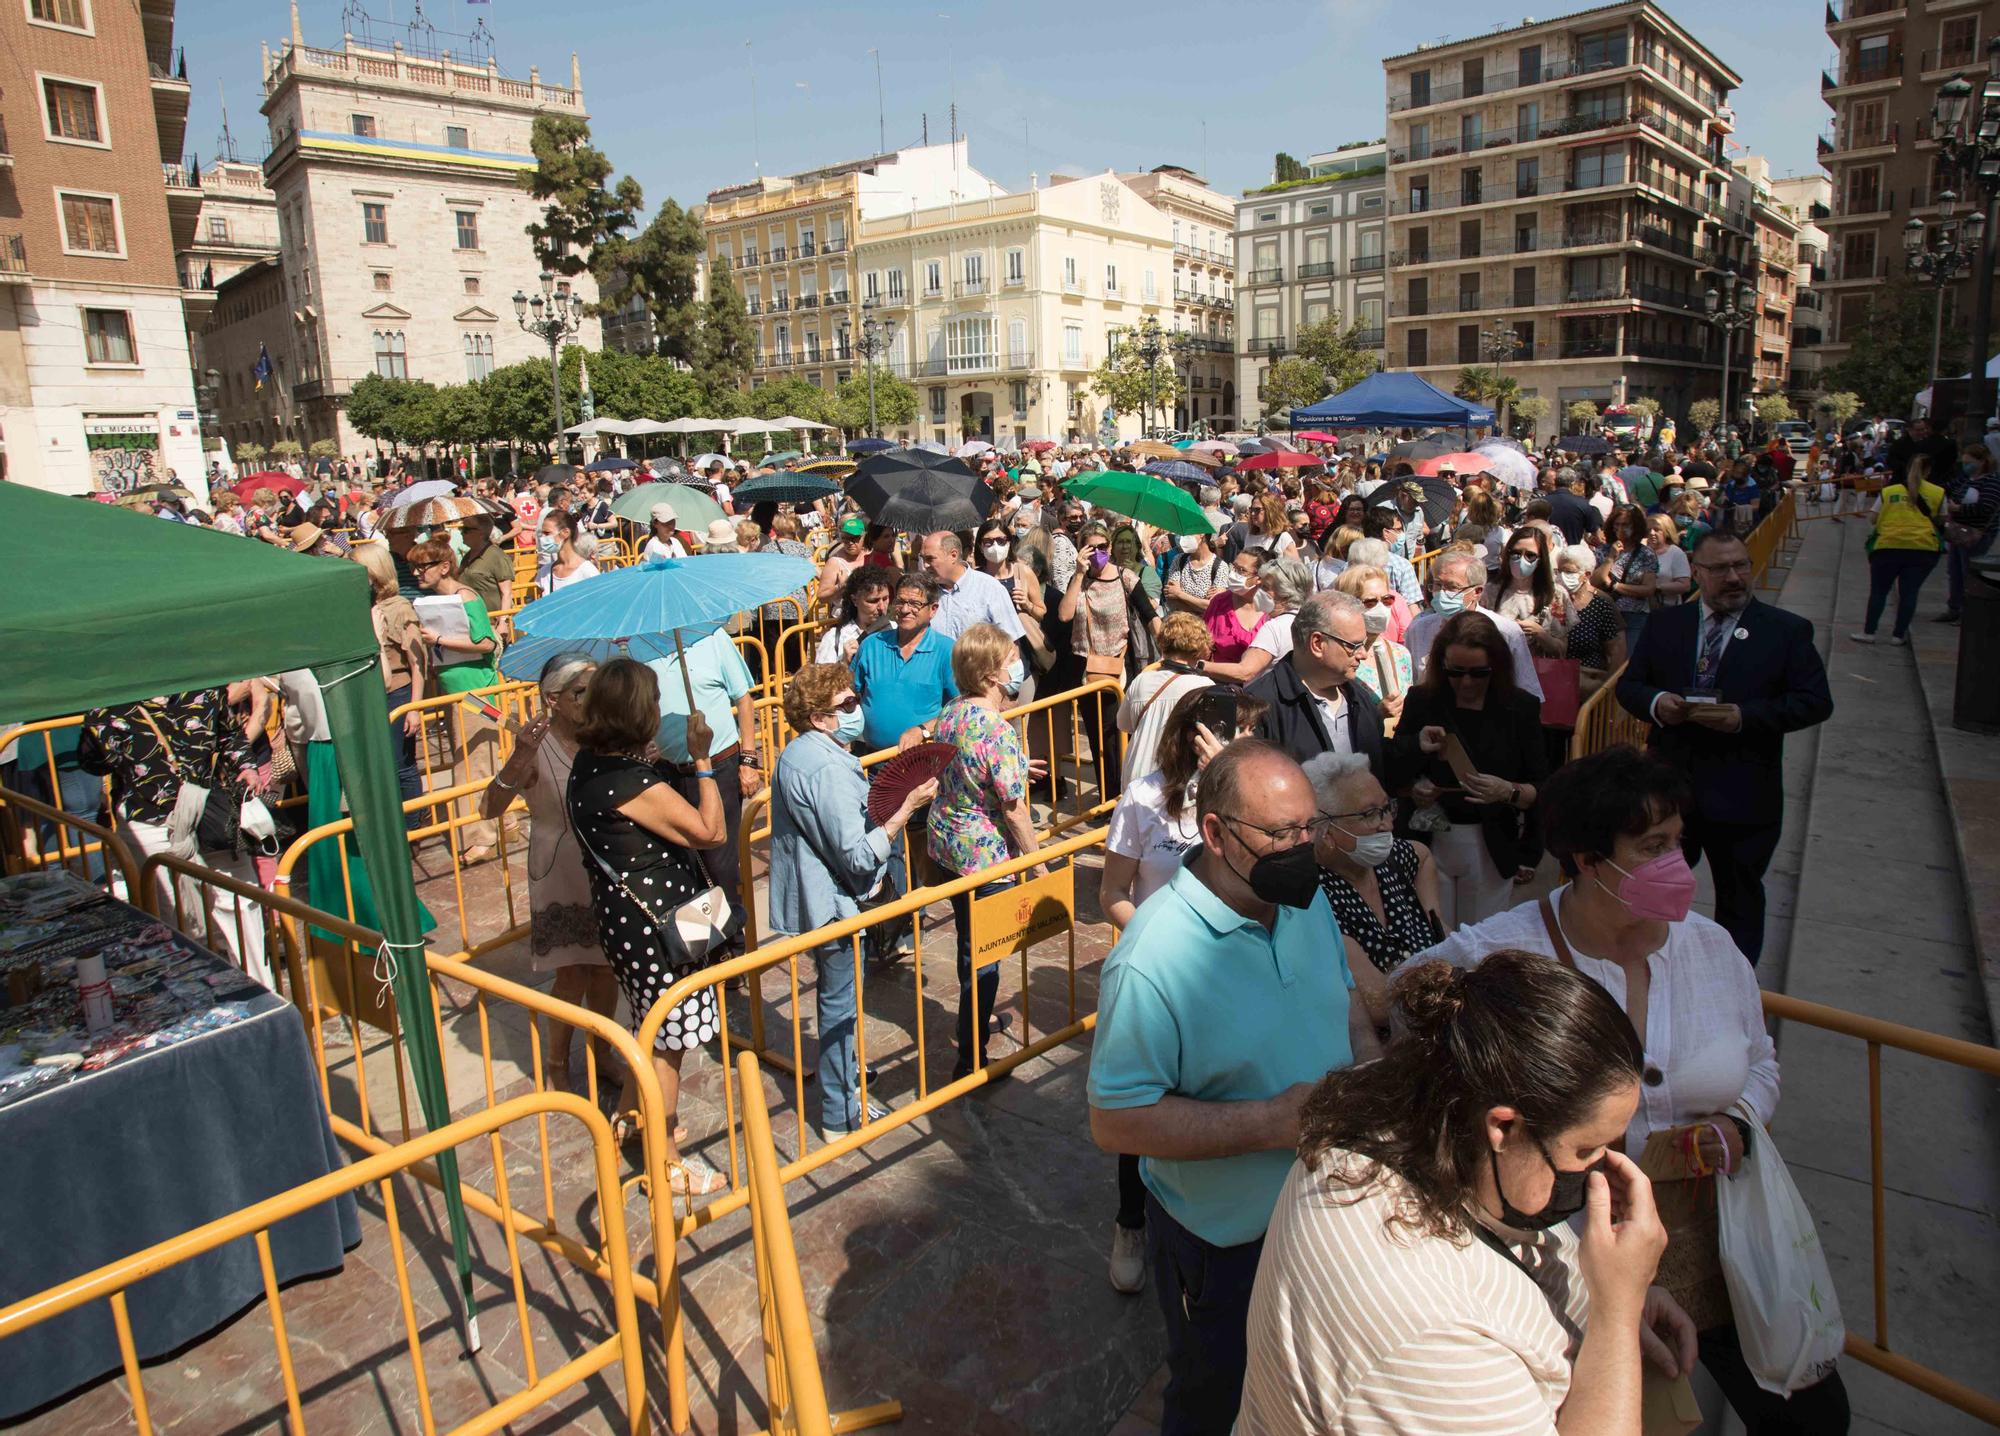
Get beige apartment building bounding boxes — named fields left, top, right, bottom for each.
left=0, top=0, right=208, bottom=497
left=1771, top=171, right=1832, bottom=403
left=1817, top=0, right=2000, bottom=366
left=704, top=141, right=997, bottom=394
left=1381, top=2, right=1745, bottom=432
left=1234, top=145, right=1390, bottom=426
left=852, top=172, right=1178, bottom=446
left=229, top=5, right=599, bottom=454
left=1734, top=158, right=1801, bottom=408
left=1119, top=165, right=1237, bottom=429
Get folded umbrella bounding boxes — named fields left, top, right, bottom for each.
left=847, top=447, right=994, bottom=534
left=610, top=482, right=725, bottom=529
left=733, top=472, right=841, bottom=505
left=1065, top=470, right=1216, bottom=536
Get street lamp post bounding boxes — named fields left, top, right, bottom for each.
left=1703, top=282, right=1758, bottom=451
left=512, top=271, right=581, bottom=456
left=1927, top=49, right=2000, bottom=423
left=1168, top=330, right=1195, bottom=433
left=1905, top=193, right=1986, bottom=390
left=1133, top=316, right=1166, bottom=437
left=856, top=317, right=895, bottom=437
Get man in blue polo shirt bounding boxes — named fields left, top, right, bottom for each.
left=849, top=570, right=958, bottom=961
left=851, top=570, right=958, bottom=751
left=1090, top=739, right=1379, bottom=1436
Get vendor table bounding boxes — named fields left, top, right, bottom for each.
left=0, top=869, right=358, bottom=1419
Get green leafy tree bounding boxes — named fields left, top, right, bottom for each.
left=1455, top=365, right=1498, bottom=401
left=481, top=358, right=576, bottom=451
left=696, top=263, right=759, bottom=393
left=1565, top=398, right=1601, bottom=431
left=382, top=381, right=442, bottom=449
left=1260, top=357, right=1331, bottom=419
left=1512, top=394, right=1551, bottom=437
left=1274, top=152, right=1309, bottom=184
left=1753, top=393, right=1796, bottom=425
left=521, top=113, right=643, bottom=279
left=1089, top=335, right=1184, bottom=420
left=345, top=373, right=412, bottom=445
left=744, top=375, right=840, bottom=425
left=1688, top=398, right=1722, bottom=434
left=832, top=369, right=919, bottom=433
left=599, top=199, right=708, bottom=363
left=309, top=438, right=338, bottom=459
left=1629, top=397, right=1662, bottom=422
left=234, top=441, right=266, bottom=466
left=270, top=439, right=303, bottom=460
left=1295, top=317, right=1379, bottom=397
left=431, top=383, right=492, bottom=447
left=1821, top=271, right=1966, bottom=419
left=1813, top=389, right=1863, bottom=429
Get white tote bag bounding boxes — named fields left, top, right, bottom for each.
left=1715, top=1112, right=1846, bottom=1395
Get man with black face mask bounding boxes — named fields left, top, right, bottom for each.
left=1089, top=739, right=1382, bottom=1436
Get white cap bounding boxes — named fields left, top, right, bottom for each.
left=704, top=518, right=739, bottom=549
left=649, top=502, right=678, bottom=525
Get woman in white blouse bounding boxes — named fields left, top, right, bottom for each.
left=1239, top=951, right=1694, bottom=1436
left=1404, top=745, right=1851, bottom=1434
left=1646, top=514, right=1693, bottom=604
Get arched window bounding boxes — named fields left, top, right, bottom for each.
left=372, top=330, right=406, bottom=379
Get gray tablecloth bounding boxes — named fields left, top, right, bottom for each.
left=0, top=990, right=359, bottom=1418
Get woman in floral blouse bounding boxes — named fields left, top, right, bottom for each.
left=927, top=623, right=1044, bottom=1080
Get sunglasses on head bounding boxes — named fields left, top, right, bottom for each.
left=1443, top=664, right=1493, bottom=680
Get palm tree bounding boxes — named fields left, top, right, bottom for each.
left=1455, top=365, right=1498, bottom=402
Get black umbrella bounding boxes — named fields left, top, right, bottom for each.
left=533, top=463, right=578, bottom=487
left=734, top=472, right=841, bottom=505
left=648, top=457, right=692, bottom=483
left=847, top=447, right=994, bottom=534
left=1386, top=434, right=1462, bottom=466
left=1559, top=435, right=1611, bottom=456
left=1403, top=474, right=1459, bottom=531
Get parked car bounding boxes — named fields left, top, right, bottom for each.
left=1774, top=420, right=1814, bottom=456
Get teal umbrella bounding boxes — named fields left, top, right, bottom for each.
left=1064, top=469, right=1217, bottom=535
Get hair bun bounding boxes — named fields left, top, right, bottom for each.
left=1393, top=960, right=1468, bottom=1036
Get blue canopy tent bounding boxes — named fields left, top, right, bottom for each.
left=1290, top=371, right=1496, bottom=429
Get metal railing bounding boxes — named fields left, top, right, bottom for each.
left=0, top=1092, right=651, bottom=1436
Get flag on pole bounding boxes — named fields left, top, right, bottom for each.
left=252, top=343, right=273, bottom=393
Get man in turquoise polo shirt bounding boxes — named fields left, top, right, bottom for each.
left=850, top=571, right=957, bottom=752
left=1089, top=739, right=1379, bottom=1436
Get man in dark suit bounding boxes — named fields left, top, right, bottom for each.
left=1246, top=591, right=1385, bottom=774
left=1616, top=531, right=1834, bottom=963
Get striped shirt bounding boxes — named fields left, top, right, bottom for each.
left=1236, top=1156, right=1588, bottom=1436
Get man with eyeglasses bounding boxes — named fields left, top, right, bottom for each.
left=1616, top=530, right=1833, bottom=964
left=1244, top=591, right=1385, bottom=773
left=1090, top=739, right=1380, bottom=1436
left=1401, top=549, right=1545, bottom=700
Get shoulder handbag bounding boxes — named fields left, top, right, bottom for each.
left=568, top=764, right=740, bottom=966
left=1123, top=571, right=1160, bottom=669
left=134, top=705, right=243, bottom=854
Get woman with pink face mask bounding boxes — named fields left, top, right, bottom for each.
left=1400, top=745, right=1849, bottom=1435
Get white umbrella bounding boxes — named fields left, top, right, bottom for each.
left=1474, top=442, right=1538, bottom=491
left=725, top=417, right=787, bottom=435
left=656, top=416, right=733, bottom=434
left=563, top=418, right=626, bottom=437
left=957, top=440, right=994, bottom=458
left=912, top=439, right=949, bottom=455
left=689, top=452, right=729, bottom=469
left=770, top=414, right=834, bottom=431
left=620, top=418, right=676, bottom=436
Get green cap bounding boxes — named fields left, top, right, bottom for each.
left=840, top=515, right=867, bottom=536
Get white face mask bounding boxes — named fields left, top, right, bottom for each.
left=981, top=541, right=1010, bottom=564
left=1558, top=570, right=1584, bottom=594
left=1254, top=588, right=1276, bottom=613
left=1179, top=534, right=1200, bottom=554
left=1511, top=554, right=1538, bottom=578
left=1226, top=569, right=1250, bottom=592
left=1341, top=829, right=1396, bottom=868
left=1363, top=605, right=1390, bottom=636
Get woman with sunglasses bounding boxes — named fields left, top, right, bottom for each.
left=1390, top=611, right=1548, bottom=929
left=479, top=653, right=616, bottom=1093
left=770, top=663, right=938, bottom=1138
left=1303, top=751, right=1443, bottom=1037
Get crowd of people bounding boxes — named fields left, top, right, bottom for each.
left=26, top=409, right=1996, bottom=1433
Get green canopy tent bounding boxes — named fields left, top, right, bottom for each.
left=0, top=484, right=479, bottom=1346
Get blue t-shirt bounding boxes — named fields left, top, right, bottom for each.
left=1087, top=859, right=1355, bottom=1248
left=851, top=625, right=958, bottom=751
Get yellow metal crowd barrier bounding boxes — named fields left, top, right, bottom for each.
left=1760, top=992, right=2000, bottom=1427
left=0, top=1093, right=651, bottom=1436
left=738, top=1051, right=903, bottom=1436
left=0, top=778, right=137, bottom=897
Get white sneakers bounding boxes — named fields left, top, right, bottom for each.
left=1109, top=1223, right=1146, bottom=1294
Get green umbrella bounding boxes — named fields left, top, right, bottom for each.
left=1063, top=469, right=1217, bottom=536
left=765, top=449, right=803, bottom=464
left=611, top=482, right=726, bottom=530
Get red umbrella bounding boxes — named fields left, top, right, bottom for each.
left=1413, top=452, right=1491, bottom=477
left=230, top=471, right=307, bottom=498
left=1235, top=450, right=1326, bottom=471
left=1292, top=430, right=1341, bottom=444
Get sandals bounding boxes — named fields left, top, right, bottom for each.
left=667, top=1159, right=728, bottom=1199
left=459, top=844, right=498, bottom=866
left=608, top=1109, right=688, bottom=1148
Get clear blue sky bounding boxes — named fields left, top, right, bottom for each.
left=183, top=1, right=1828, bottom=215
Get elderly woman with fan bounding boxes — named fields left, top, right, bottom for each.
left=770, top=663, right=939, bottom=1139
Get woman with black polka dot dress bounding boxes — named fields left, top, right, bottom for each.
left=566, top=657, right=729, bottom=1196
